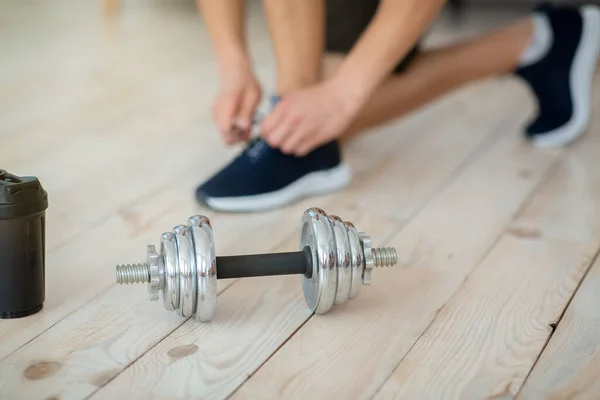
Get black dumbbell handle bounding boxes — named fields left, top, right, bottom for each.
left=215, top=246, right=313, bottom=279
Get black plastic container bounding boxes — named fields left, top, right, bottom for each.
left=0, top=169, right=48, bottom=319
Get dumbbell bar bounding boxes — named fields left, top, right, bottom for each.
left=115, top=207, right=398, bottom=322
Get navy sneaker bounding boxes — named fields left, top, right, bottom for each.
left=515, top=3, right=600, bottom=147
left=194, top=136, right=351, bottom=212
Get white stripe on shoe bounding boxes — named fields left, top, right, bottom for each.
left=532, top=5, right=600, bottom=148
left=203, top=163, right=352, bottom=212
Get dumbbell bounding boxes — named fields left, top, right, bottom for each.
left=115, top=207, right=398, bottom=322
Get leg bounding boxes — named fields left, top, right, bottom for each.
left=330, top=3, right=600, bottom=147
left=327, top=16, right=534, bottom=140
left=262, top=0, right=325, bottom=94
left=195, top=2, right=600, bottom=213
left=195, top=0, right=351, bottom=213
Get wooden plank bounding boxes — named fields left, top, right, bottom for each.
left=91, top=277, right=313, bottom=400
left=0, top=79, right=515, bottom=399
left=375, top=87, right=600, bottom=399
left=516, top=255, right=600, bottom=399
left=374, top=233, right=597, bottom=399
left=228, top=87, right=560, bottom=400
left=93, top=269, right=458, bottom=400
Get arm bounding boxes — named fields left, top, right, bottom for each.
left=196, top=0, right=250, bottom=76
left=258, top=0, right=446, bottom=155
left=196, top=0, right=261, bottom=142
left=331, top=0, right=446, bottom=106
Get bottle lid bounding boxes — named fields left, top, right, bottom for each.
left=0, top=169, right=48, bottom=220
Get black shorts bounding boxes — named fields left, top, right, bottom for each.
left=325, top=0, right=420, bottom=74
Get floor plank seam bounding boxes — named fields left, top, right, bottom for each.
left=0, top=282, right=117, bottom=362
left=369, top=314, right=439, bottom=400
left=225, top=312, right=315, bottom=400
left=46, top=142, right=211, bottom=255
left=384, top=103, right=514, bottom=229
left=40, top=65, right=210, bottom=255
left=347, top=79, right=508, bottom=187
left=353, top=91, right=525, bottom=266
left=550, top=242, right=600, bottom=329
left=83, top=278, right=241, bottom=399
left=367, top=150, right=564, bottom=399
left=513, top=243, right=600, bottom=399
left=83, top=317, right=192, bottom=400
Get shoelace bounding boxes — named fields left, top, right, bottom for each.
left=233, top=112, right=271, bottom=163
left=245, top=138, right=269, bottom=162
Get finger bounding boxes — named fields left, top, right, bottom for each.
left=295, top=138, right=318, bottom=157
left=280, top=120, right=314, bottom=155
left=234, top=90, right=261, bottom=140
left=259, top=100, right=288, bottom=138
left=216, top=93, right=241, bottom=143
left=264, top=112, right=302, bottom=149
left=295, top=119, right=327, bottom=156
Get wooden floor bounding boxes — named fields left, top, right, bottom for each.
left=2, top=1, right=600, bottom=399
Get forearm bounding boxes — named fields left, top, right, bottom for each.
left=332, top=0, right=446, bottom=105
left=197, top=0, right=250, bottom=74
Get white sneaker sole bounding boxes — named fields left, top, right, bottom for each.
left=532, top=5, right=600, bottom=148
left=202, top=163, right=351, bottom=212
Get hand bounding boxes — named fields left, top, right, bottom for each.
left=213, top=63, right=262, bottom=144
left=259, top=78, right=363, bottom=157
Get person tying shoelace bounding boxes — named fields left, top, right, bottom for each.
left=194, top=0, right=600, bottom=213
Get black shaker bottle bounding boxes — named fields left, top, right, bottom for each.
left=0, top=169, right=49, bottom=318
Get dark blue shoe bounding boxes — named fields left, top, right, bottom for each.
left=515, top=3, right=600, bottom=147
left=195, top=138, right=351, bottom=212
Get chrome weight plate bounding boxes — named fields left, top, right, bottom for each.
left=188, top=215, right=217, bottom=323
left=160, top=232, right=179, bottom=311
left=329, top=215, right=352, bottom=305
left=301, top=208, right=338, bottom=315
left=344, top=222, right=363, bottom=300
left=173, top=225, right=197, bottom=318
